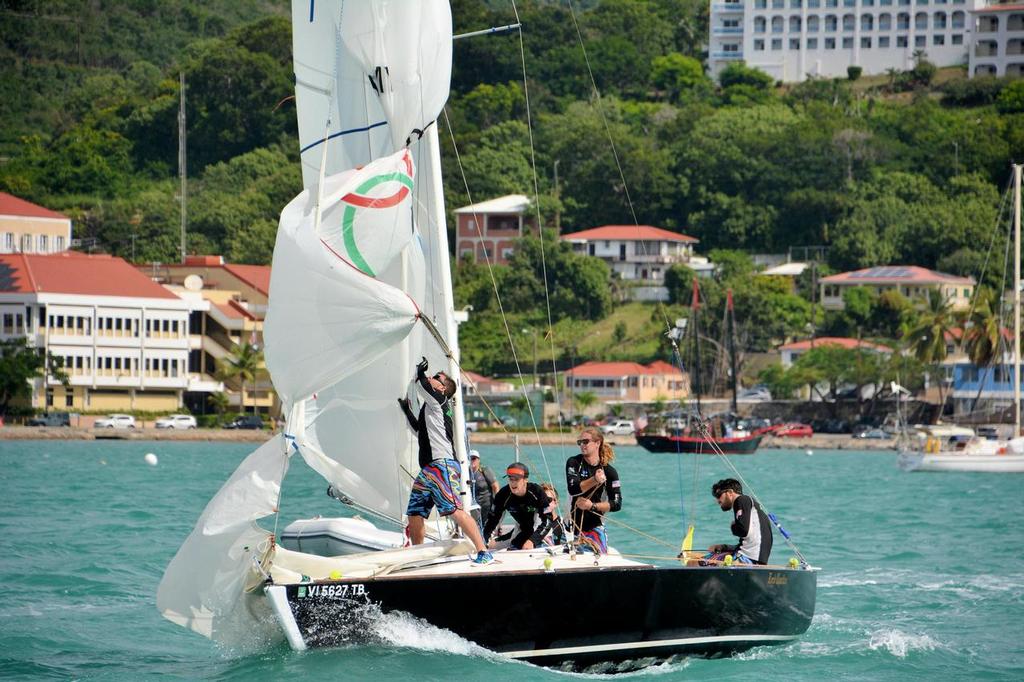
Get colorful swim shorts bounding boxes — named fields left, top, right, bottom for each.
left=406, top=458, right=463, bottom=518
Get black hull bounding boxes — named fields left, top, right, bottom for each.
left=280, top=564, right=816, bottom=670
left=637, top=433, right=763, bottom=454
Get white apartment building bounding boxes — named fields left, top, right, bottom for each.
left=709, top=0, right=983, bottom=83
left=0, top=192, right=71, bottom=255
left=969, top=4, right=1024, bottom=76
left=561, top=225, right=708, bottom=301
left=0, top=252, right=218, bottom=413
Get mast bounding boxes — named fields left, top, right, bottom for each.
left=727, top=289, right=738, bottom=414
left=1014, top=164, right=1021, bottom=436
left=691, top=277, right=702, bottom=416
left=178, top=72, right=187, bottom=263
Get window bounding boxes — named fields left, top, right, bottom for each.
left=843, top=14, right=855, bottom=30
left=55, top=235, right=65, bottom=251
left=826, top=14, right=838, bottom=31
left=21, top=234, right=32, bottom=252
left=755, top=16, right=766, bottom=32
left=723, top=42, right=740, bottom=52
left=863, top=0, right=874, bottom=5
left=755, top=0, right=767, bottom=7
left=862, top=14, right=874, bottom=30
left=772, top=38, right=783, bottom=49
left=879, top=13, right=892, bottom=30
left=790, top=0, right=802, bottom=7
left=38, top=235, right=47, bottom=252
left=915, top=12, right=928, bottom=29
left=861, top=36, right=872, bottom=47
left=916, top=0, right=928, bottom=4
left=898, top=12, right=910, bottom=29
left=933, top=34, right=944, bottom=45
left=915, top=34, right=926, bottom=46
left=880, top=0, right=893, bottom=4
left=3, top=233, right=13, bottom=251
left=934, top=12, right=946, bottom=29
left=790, top=16, right=802, bottom=32
left=879, top=35, right=891, bottom=47
left=952, top=11, right=965, bottom=29
left=772, top=16, right=784, bottom=32
left=826, top=36, right=837, bottom=48
left=952, top=33, right=963, bottom=45
left=790, top=37, right=801, bottom=49
left=808, top=15, right=820, bottom=31
left=772, top=0, right=784, bottom=7
left=807, top=37, right=819, bottom=48
left=808, top=0, right=820, bottom=6
left=843, top=36, right=854, bottom=47
left=826, top=0, right=838, bottom=6
left=754, top=38, right=766, bottom=50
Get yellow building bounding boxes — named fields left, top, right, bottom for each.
left=820, top=266, right=975, bottom=311
left=0, top=192, right=72, bottom=254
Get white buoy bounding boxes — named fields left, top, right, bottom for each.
left=144, top=453, right=158, bottom=466
left=805, top=449, right=813, bottom=456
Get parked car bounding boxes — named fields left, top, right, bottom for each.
left=738, top=417, right=773, bottom=433
left=155, top=414, right=197, bottom=430
left=600, top=419, right=636, bottom=436
left=224, top=415, right=264, bottom=430
left=94, top=414, right=136, bottom=429
left=27, top=412, right=71, bottom=427
left=854, top=428, right=889, bottom=439
left=775, top=422, right=813, bottom=438
left=736, top=386, right=773, bottom=402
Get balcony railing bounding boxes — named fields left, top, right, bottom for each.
left=712, top=27, right=744, bottom=34
left=711, top=50, right=744, bottom=59
left=712, top=3, right=745, bottom=12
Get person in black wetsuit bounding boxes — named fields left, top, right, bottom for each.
left=707, top=478, right=773, bottom=565
left=397, top=357, right=491, bottom=565
left=482, top=462, right=556, bottom=550
left=540, top=482, right=567, bottom=546
left=565, top=426, right=622, bottom=553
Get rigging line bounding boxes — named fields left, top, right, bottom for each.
left=512, top=0, right=561, bottom=484
left=439, top=108, right=553, bottom=478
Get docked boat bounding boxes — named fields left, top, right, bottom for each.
left=157, top=1, right=817, bottom=670
left=898, top=425, right=1024, bottom=473
left=637, top=431, right=763, bottom=454
left=898, top=164, right=1024, bottom=474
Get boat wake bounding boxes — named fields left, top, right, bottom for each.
left=367, top=608, right=493, bottom=659
left=867, top=629, right=941, bottom=658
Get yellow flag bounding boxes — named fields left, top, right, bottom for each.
left=681, top=524, right=694, bottom=554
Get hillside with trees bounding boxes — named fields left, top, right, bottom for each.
left=3, top=0, right=1023, bottom=384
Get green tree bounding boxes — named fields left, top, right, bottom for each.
left=961, top=289, right=1005, bottom=412
left=573, top=390, right=597, bottom=418
left=219, top=342, right=264, bottom=415
left=904, top=289, right=957, bottom=409
left=0, top=339, right=46, bottom=416
left=651, top=53, right=710, bottom=102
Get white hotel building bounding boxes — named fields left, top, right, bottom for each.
left=709, top=0, right=984, bottom=83
left=970, top=4, right=1024, bottom=76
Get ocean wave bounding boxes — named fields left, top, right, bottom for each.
left=867, top=629, right=941, bottom=658
left=368, top=610, right=494, bottom=659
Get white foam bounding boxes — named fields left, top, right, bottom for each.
left=369, top=610, right=493, bottom=659
left=867, top=629, right=940, bottom=658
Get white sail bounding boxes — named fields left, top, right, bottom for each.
left=156, top=436, right=291, bottom=648
left=262, top=150, right=422, bottom=407
left=292, top=0, right=453, bottom=189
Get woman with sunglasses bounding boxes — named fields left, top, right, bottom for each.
left=565, top=427, right=622, bottom=553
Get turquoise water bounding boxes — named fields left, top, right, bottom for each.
left=0, top=439, right=1021, bottom=680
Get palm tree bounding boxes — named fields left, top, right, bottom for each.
left=574, top=391, right=597, bottom=421
left=219, top=342, right=264, bottom=415
left=904, top=289, right=957, bottom=410
left=207, top=392, right=230, bottom=422
left=961, top=290, right=1005, bottom=415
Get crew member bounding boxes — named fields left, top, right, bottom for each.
left=483, top=463, right=555, bottom=550
left=565, top=427, right=622, bottom=553
left=706, top=478, right=773, bottom=565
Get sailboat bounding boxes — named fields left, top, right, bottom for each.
left=156, top=1, right=816, bottom=669
left=638, top=284, right=765, bottom=454
left=898, top=164, right=1024, bottom=473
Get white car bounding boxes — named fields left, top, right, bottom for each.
left=155, top=414, right=197, bottom=430
left=94, top=414, right=136, bottom=429
left=601, top=419, right=635, bottom=436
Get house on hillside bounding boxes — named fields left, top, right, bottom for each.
left=561, top=225, right=711, bottom=302
left=778, top=337, right=894, bottom=401
left=0, top=192, right=72, bottom=255
left=820, top=266, right=975, bottom=312
left=565, top=361, right=689, bottom=416
left=454, top=194, right=533, bottom=265
left=0, top=252, right=216, bottom=414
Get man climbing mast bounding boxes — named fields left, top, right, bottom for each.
left=398, top=356, right=493, bottom=565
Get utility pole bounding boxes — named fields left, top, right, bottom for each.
left=553, top=159, right=561, bottom=233
left=178, top=72, right=187, bottom=264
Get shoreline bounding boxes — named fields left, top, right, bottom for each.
left=0, top=426, right=895, bottom=450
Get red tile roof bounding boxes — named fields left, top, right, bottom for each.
left=224, top=263, right=271, bottom=295
left=778, top=337, right=893, bottom=353
left=974, top=4, right=1024, bottom=13
left=820, top=265, right=974, bottom=286
left=214, top=300, right=257, bottom=320
left=0, top=252, right=179, bottom=299
left=0, top=192, right=69, bottom=221
left=561, top=225, right=698, bottom=243
left=566, top=360, right=684, bottom=377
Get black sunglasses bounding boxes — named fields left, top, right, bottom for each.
left=576, top=438, right=593, bottom=446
